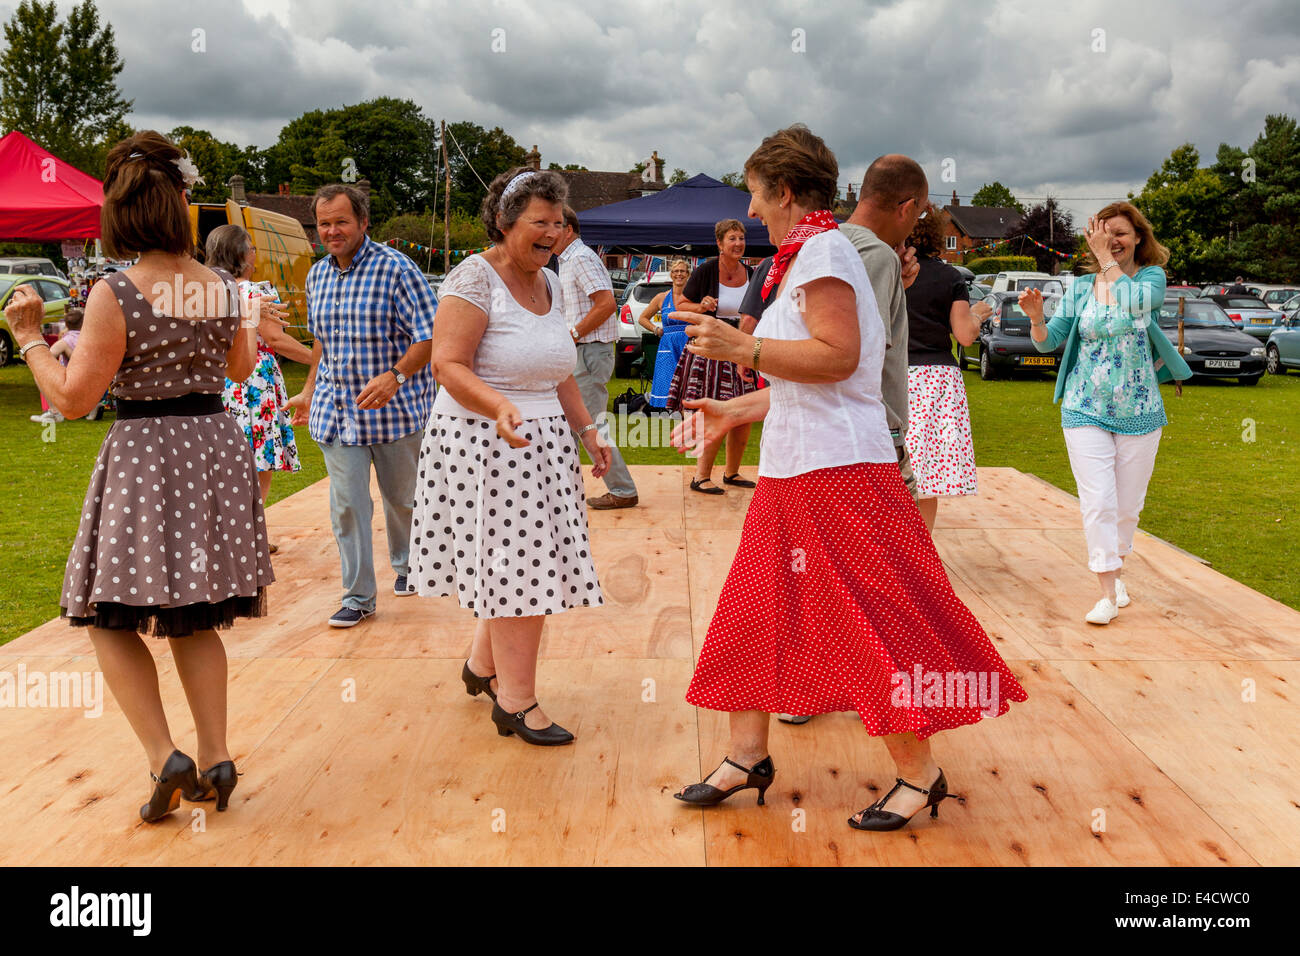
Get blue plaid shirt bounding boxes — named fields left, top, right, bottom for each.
left=307, top=236, right=437, bottom=445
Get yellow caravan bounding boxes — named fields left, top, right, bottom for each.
left=189, top=200, right=314, bottom=344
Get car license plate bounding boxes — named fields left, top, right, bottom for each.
left=1251, top=318, right=1274, bottom=324
left=1021, top=356, right=1055, bottom=366
left=1205, top=359, right=1240, bottom=369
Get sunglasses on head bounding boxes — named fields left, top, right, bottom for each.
left=898, top=197, right=928, bottom=219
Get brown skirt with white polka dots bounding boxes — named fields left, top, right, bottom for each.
left=60, top=410, right=276, bottom=637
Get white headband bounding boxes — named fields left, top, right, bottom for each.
left=500, top=171, right=538, bottom=206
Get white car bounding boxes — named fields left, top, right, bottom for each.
left=615, top=271, right=675, bottom=376
left=990, top=271, right=1063, bottom=295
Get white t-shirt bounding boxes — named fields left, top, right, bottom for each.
left=716, top=279, right=748, bottom=320
left=432, top=255, right=576, bottom=420
left=754, top=229, right=896, bottom=478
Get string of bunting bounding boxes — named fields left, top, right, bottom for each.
left=379, top=238, right=489, bottom=257
left=965, top=234, right=1075, bottom=260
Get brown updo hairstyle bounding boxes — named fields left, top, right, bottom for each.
left=101, top=131, right=193, bottom=258
left=1081, top=201, right=1170, bottom=272
left=480, top=167, right=568, bottom=243
left=743, top=124, right=839, bottom=210
left=905, top=203, right=945, bottom=258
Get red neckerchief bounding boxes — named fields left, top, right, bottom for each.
left=761, top=209, right=839, bottom=302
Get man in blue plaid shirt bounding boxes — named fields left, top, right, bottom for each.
left=288, top=184, right=437, bottom=627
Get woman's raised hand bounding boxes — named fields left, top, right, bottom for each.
left=1018, top=288, right=1045, bottom=323
left=495, top=399, right=530, bottom=448
left=673, top=310, right=747, bottom=364
left=4, top=285, right=44, bottom=342
left=1085, top=215, right=1113, bottom=262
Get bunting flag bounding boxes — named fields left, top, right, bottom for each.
left=379, top=237, right=489, bottom=258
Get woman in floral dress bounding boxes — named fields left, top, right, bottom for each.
left=206, top=225, right=313, bottom=551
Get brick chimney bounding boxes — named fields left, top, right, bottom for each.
left=356, top=179, right=371, bottom=200
left=227, top=175, right=246, bottom=204
left=846, top=183, right=857, bottom=204
left=278, top=183, right=290, bottom=196
left=650, top=149, right=664, bottom=183
left=951, top=189, right=959, bottom=206
left=525, top=144, right=541, bottom=171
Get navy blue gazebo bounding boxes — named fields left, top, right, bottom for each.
left=576, top=174, right=773, bottom=254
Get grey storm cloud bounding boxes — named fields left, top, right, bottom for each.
left=10, top=0, right=1300, bottom=224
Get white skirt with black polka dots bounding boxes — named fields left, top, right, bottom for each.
left=410, top=414, right=603, bottom=618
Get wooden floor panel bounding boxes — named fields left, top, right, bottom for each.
left=2, top=465, right=1296, bottom=866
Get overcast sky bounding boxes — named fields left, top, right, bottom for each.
left=12, top=0, right=1300, bottom=230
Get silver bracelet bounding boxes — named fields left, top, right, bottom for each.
left=578, top=423, right=598, bottom=436
left=1099, top=260, right=1118, bottom=274
left=19, top=340, right=50, bottom=359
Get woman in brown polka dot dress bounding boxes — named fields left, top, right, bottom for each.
left=6, top=131, right=274, bottom=822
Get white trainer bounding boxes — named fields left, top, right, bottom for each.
left=1085, top=597, right=1118, bottom=625
left=1114, top=579, right=1130, bottom=608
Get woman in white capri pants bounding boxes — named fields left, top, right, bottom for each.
left=1020, top=202, right=1191, bottom=624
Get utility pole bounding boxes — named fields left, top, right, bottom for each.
left=442, top=119, right=451, bottom=274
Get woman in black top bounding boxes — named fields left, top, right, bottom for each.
left=666, top=218, right=759, bottom=493
left=902, top=213, right=981, bottom=529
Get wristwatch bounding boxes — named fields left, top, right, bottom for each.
left=389, top=368, right=406, bottom=386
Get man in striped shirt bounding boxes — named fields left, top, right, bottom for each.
left=288, top=184, right=437, bottom=627
left=554, top=205, right=638, bottom=509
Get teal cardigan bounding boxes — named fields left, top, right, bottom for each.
left=1033, top=266, right=1192, bottom=404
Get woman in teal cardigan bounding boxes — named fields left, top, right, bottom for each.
left=1020, top=202, right=1191, bottom=625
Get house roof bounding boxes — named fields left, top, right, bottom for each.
left=245, top=193, right=319, bottom=241
left=944, top=205, right=1022, bottom=240
left=559, top=170, right=665, bottom=212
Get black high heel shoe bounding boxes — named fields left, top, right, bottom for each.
left=461, top=660, right=497, bottom=701
left=848, top=769, right=959, bottom=831
left=199, top=761, right=240, bottom=812
left=140, top=750, right=203, bottom=823
left=674, top=755, right=775, bottom=807
left=490, top=701, right=574, bottom=746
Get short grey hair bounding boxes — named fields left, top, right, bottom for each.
left=481, top=166, right=568, bottom=242
left=205, top=223, right=254, bottom=275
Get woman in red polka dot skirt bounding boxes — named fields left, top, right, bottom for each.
left=670, top=126, right=1027, bottom=831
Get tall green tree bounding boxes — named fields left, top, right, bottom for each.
left=1017, top=199, right=1074, bottom=272
left=262, top=99, right=440, bottom=223
left=972, top=181, right=1023, bottom=212
left=0, top=0, right=130, bottom=175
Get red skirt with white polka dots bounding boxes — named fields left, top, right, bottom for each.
left=685, top=461, right=1027, bottom=738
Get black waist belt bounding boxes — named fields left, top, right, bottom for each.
left=115, top=393, right=226, bottom=420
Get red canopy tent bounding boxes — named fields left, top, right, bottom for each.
left=0, top=130, right=103, bottom=240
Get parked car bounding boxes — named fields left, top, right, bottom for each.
left=1166, top=285, right=1201, bottom=299
left=968, top=281, right=990, bottom=302
left=0, top=257, right=68, bottom=281
left=422, top=273, right=443, bottom=297
left=1200, top=283, right=1230, bottom=297
left=1266, top=312, right=1300, bottom=375
left=975, top=291, right=1063, bottom=380
left=974, top=273, right=996, bottom=287
left=990, top=271, right=1063, bottom=295
left=1258, top=286, right=1300, bottom=307
left=1202, top=294, right=1285, bottom=341
left=1159, top=298, right=1265, bottom=384
left=616, top=272, right=674, bottom=376
left=952, top=265, right=974, bottom=283
left=0, top=274, right=71, bottom=365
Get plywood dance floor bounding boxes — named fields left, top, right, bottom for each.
left=2, top=466, right=1297, bottom=866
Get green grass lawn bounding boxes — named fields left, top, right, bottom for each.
left=1, top=360, right=1295, bottom=645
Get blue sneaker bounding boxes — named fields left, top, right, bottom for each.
left=328, top=606, right=374, bottom=628
left=394, top=575, right=415, bottom=596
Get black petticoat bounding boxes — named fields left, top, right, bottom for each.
left=62, top=588, right=267, bottom=638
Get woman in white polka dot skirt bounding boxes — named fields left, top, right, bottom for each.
left=6, top=132, right=274, bottom=823
left=411, top=167, right=611, bottom=746
left=670, top=126, right=1027, bottom=831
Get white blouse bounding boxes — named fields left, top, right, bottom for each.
left=753, top=229, right=896, bottom=478
left=432, top=255, right=576, bottom=420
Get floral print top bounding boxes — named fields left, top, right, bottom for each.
left=1061, top=296, right=1167, bottom=435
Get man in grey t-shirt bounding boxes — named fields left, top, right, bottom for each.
left=840, top=154, right=928, bottom=498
